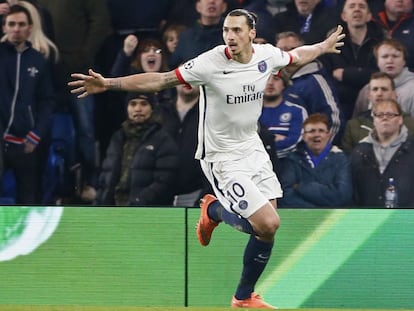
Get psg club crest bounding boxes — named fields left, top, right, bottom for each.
left=258, top=61, right=267, bottom=73
left=183, top=60, right=194, bottom=70
left=239, top=200, right=248, bottom=210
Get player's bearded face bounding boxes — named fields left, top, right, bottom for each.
left=223, top=16, right=255, bottom=56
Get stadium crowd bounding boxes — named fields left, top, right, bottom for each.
left=1, top=0, right=414, bottom=208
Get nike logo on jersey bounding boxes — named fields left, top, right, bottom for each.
left=223, top=70, right=234, bottom=74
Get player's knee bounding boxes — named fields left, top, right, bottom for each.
left=256, top=214, right=280, bottom=238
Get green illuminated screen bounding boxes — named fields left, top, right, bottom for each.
left=0, top=207, right=413, bottom=309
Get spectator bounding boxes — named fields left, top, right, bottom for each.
left=5, top=0, right=58, bottom=62
left=0, top=4, right=54, bottom=204
left=166, top=0, right=252, bottom=28
left=169, top=0, right=228, bottom=68
left=160, top=84, right=206, bottom=207
left=273, top=0, right=341, bottom=44
left=111, top=36, right=169, bottom=78
left=112, top=36, right=173, bottom=98
left=341, top=71, right=414, bottom=153
left=353, top=38, right=414, bottom=117
left=6, top=1, right=63, bottom=98
left=1, top=1, right=62, bottom=101
left=372, top=0, right=414, bottom=71
left=278, top=113, right=352, bottom=207
left=351, top=98, right=414, bottom=207
left=162, top=23, right=187, bottom=66
left=321, top=0, right=384, bottom=120
left=100, top=36, right=174, bottom=155
left=276, top=31, right=345, bottom=144
left=259, top=75, right=308, bottom=161
left=39, top=0, right=111, bottom=203
left=96, top=92, right=178, bottom=206
left=1, top=0, right=54, bottom=38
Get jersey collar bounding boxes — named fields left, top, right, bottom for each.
left=224, top=46, right=255, bottom=60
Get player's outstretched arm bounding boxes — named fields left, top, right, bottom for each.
left=69, top=69, right=181, bottom=98
left=289, top=25, right=345, bottom=67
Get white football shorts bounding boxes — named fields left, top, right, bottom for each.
left=200, top=149, right=283, bottom=219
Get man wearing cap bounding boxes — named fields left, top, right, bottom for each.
left=96, top=92, right=178, bottom=206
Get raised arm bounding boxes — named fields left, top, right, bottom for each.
left=289, top=25, right=345, bottom=67
left=69, top=69, right=181, bottom=98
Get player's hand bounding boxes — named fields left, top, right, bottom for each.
left=68, top=69, right=107, bottom=98
left=324, top=25, right=345, bottom=54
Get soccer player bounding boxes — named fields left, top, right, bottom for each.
left=69, top=9, right=344, bottom=309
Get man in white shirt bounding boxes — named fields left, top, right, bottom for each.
left=69, top=8, right=344, bottom=309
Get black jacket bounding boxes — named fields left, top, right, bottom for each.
left=351, top=137, right=414, bottom=207
left=97, top=122, right=178, bottom=206
left=0, top=41, right=54, bottom=145
left=160, top=99, right=207, bottom=196
left=169, top=19, right=224, bottom=68
left=321, top=22, right=384, bottom=120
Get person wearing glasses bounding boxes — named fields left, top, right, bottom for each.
left=100, top=36, right=174, bottom=158
left=278, top=113, right=352, bottom=207
left=350, top=98, right=414, bottom=207
left=341, top=72, right=414, bottom=154
left=110, top=36, right=171, bottom=105
left=69, top=8, right=345, bottom=308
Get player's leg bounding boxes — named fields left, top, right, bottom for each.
left=197, top=159, right=260, bottom=246
left=208, top=151, right=280, bottom=309
left=202, top=194, right=256, bottom=233
left=232, top=199, right=279, bottom=309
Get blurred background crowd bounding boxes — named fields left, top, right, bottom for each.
left=1, top=0, right=414, bottom=208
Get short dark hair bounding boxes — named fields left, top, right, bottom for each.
left=226, top=9, right=258, bottom=30
left=2, top=4, right=33, bottom=26
left=370, top=72, right=396, bottom=90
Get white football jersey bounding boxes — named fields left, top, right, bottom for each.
left=175, top=44, right=292, bottom=162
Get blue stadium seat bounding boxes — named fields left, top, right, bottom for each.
left=42, top=113, right=78, bottom=205
left=0, top=169, right=16, bottom=205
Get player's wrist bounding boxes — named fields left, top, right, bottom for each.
left=106, top=78, right=121, bottom=91
left=316, top=41, right=327, bottom=55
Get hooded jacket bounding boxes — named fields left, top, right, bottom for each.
left=283, top=60, right=345, bottom=144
